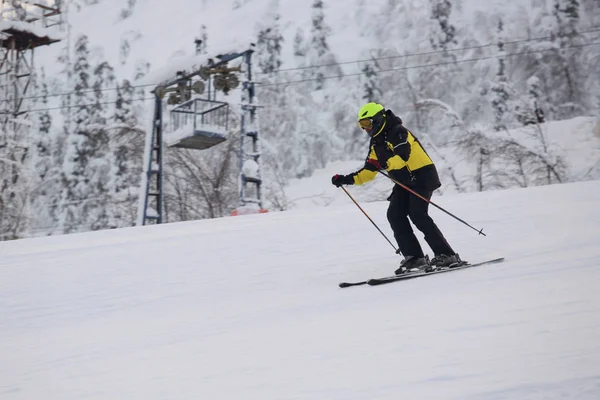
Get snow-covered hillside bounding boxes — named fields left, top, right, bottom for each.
left=3, top=0, right=598, bottom=238
left=38, top=0, right=600, bottom=83
left=35, top=0, right=438, bottom=78
left=36, top=0, right=600, bottom=119
left=43, top=0, right=598, bottom=194
left=2, top=180, right=600, bottom=399
left=286, top=116, right=600, bottom=208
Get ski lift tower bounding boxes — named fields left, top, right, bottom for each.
left=0, top=1, right=61, bottom=237
left=0, top=1, right=62, bottom=136
left=138, top=44, right=265, bottom=225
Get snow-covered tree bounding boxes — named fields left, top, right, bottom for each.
left=36, top=107, right=52, bottom=183
left=550, top=0, right=586, bottom=117
left=133, top=60, right=151, bottom=104
left=196, top=25, right=208, bottom=55
left=310, top=0, right=329, bottom=58
left=515, top=76, right=545, bottom=126
left=490, top=19, right=510, bottom=131
left=362, top=58, right=382, bottom=103
left=59, top=35, right=112, bottom=233
left=28, top=69, right=60, bottom=234
left=293, top=27, right=308, bottom=69
left=120, top=0, right=136, bottom=20
left=307, top=0, right=341, bottom=90
left=0, top=114, right=29, bottom=240
left=92, top=61, right=115, bottom=126
left=58, top=34, right=91, bottom=233
left=429, top=0, right=457, bottom=51
left=114, top=80, right=135, bottom=125
left=255, top=0, right=284, bottom=75
left=514, top=0, right=589, bottom=120
left=106, top=79, right=144, bottom=227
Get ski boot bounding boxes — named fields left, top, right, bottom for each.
left=395, top=255, right=432, bottom=275
left=431, top=253, right=462, bottom=269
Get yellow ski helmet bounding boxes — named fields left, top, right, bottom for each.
left=357, top=102, right=386, bottom=137
left=358, top=102, right=384, bottom=121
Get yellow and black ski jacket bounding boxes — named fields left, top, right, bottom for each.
left=349, top=110, right=441, bottom=191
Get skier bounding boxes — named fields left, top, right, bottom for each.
left=331, top=102, right=459, bottom=274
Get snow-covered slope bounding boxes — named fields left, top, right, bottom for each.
left=2, top=180, right=600, bottom=399
left=36, top=0, right=574, bottom=85
left=39, top=0, right=344, bottom=80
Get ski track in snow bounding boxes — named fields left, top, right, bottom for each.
left=1, top=180, right=600, bottom=399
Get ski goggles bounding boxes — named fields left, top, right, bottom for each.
left=358, top=118, right=373, bottom=130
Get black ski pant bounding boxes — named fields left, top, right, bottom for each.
left=386, top=185, right=454, bottom=258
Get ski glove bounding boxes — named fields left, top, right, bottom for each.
left=331, top=174, right=354, bottom=187
left=366, top=158, right=383, bottom=170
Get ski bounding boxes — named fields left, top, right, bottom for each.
left=338, top=280, right=369, bottom=288
left=338, top=257, right=505, bottom=288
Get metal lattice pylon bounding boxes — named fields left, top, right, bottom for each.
left=0, top=1, right=62, bottom=238
left=0, top=1, right=62, bottom=135
left=238, top=49, right=265, bottom=212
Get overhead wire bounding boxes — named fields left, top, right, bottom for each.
left=257, top=41, right=600, bottom=88
left=2, top=26, right=598, bottom=105
left=267, top=26, right=600, bottom=74
left=15, top=40, right=600, bottom=114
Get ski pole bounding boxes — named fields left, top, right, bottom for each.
left=339, top=186, right=398, bottom=252
left=373, top=165, right=486, bottom=236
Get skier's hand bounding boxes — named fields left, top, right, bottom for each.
left=367, top=158, right=383, bottom=170
left=331, top=174, right=354, bottom=187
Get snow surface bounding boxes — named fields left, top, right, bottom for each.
left=2, top=180, right=600, bottom=399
